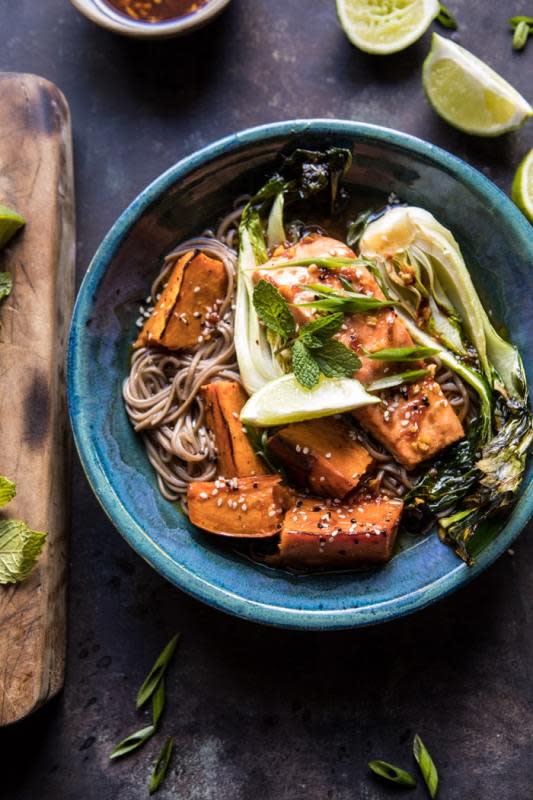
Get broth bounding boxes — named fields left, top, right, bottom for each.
left=102, top=0, right=208, bottom=23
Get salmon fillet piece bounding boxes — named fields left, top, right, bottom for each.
left=253, top=234, right=464, bottom=468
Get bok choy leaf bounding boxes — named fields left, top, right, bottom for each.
left=235, top=148, right=353, bottom=395
left=359, top=206, right=526, bottom=401
left=361, top=207, right=532, bottom=562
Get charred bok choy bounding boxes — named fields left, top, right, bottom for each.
left=359, top=206, right=532, bottom=563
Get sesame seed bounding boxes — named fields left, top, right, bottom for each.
left=295, top=444, right=301, bottom=453
left=194, top=286, right=201, bottom=293
left=216, top=498, right=223, bottom=507
left=325, top=452, right=332, bottom=459
left=199, top=492, right=208, bottom=500
left=211, top=488, right=219, bottom=496
left=241, top=504, right=248, bottom=512
left=197, top=335, right=204, bottom=343
left=302, top=446, right=310, bottom=455
left=319, top=476, right=325, bottom=482
left=232, top=411, right=239, bottom=419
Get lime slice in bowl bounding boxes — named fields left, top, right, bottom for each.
left=512, top=149, right=533, bottom=223
left=423, top=34, right=533, bottom=136
left=336, top=0, right=439, bottom=55
left=240, top=374, right=379, bottom=427
left=0, top=204, right=25, bottom=250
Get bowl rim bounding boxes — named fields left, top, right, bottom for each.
left=68, top=0, right=231, bottom=37
left=67, top=119, right=533, bottom=629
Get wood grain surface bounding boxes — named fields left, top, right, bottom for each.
left=0, top=73, right=75, bottom=726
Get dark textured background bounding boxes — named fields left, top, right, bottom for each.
left=1, top=1, right=533, bottom=798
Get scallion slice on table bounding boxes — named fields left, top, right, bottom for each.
left=368, top=759, right=417, bottom=788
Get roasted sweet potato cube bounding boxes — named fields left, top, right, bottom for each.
left=134, top=250, right=228, bottom=350
left=272, top=494, right=403, bottom=567
left=201, top=381, right=268, bottom=478
left=354, top=374, right=464, bottom=470
left=187, top=476, right=288, bottom=538
left=267, top=418, right=373, bottom=498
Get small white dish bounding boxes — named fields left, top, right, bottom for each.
left=69, top=0, right=231, bottom=38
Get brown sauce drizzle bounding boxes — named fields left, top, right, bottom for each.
left=102, top=0, right=208, bottom=23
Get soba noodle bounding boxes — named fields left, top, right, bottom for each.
left=123, top=236, right=239, bottom=507
left=123, top=210, right=474, bottom=512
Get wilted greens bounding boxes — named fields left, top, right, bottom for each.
left=235, top=148, right=352, bottom=395
left=360, top=206, right=532, bottom=563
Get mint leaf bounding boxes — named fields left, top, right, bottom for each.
left=299, top=312, right=344, bottom=342
left=0, top=520, right=47, bottom=584
left=292, top=340, right=320, bottom=388
left=298, top=332, right=324, bottom=349
left=0, top=272, right=12, bottom=301
left=0, top=476, right=16, bottom=507
left=253, top=279, right=296, bottom=339
left=314, top=339, right=361, bottom=378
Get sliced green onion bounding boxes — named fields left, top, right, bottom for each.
left=512, top=20, right=530, bottom=50
left=368, top=759, right=417, bottom=788
left=366, top=368, right=429, bottom=393
left=436, top=2, right=458, bottom=29
left=365, top=345, right=439, bottom=361
left=413, top=735, right=439, bottom=799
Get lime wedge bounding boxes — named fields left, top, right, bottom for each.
left=0, top=204, right=25, bottom=250
left=512, top=149, right=533, bottom=223
left=423, top=34, right=533, bottom=136
left=336, top=0, right=439, bottom=55
left=240, top=374, right=379, bottom=427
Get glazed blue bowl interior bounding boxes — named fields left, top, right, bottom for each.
left=68, top=120, right=533, bottom=629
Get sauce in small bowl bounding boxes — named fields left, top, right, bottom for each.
left=70, top=0, right=230, bottom=37
left=101, top=0, right=208, bottom=23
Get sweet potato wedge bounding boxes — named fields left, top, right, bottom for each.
left=354, top=373, right=464, bottom=470
left=267, top=417, right=373, bottom=498
left=134, top=250, right=228, bottom=350
left=201, top=381, right=269, bottom=479
left=187, top=475, right=288, bottom=538
left=271, top=494, right=403, bottom=567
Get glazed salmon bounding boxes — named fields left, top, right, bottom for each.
left=253, top=234, right=464, bottom=469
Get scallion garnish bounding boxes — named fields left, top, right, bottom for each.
left=368, top=759, right=417, bottom=788
left=136, top=633, right=180, bottom=709
left=436, top=3, right=458, bottom=30
left=413, top=735, right=439, bottom=798
left=149, top=736, right=174, bottom=794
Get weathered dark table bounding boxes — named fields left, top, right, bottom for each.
left=2, top=1, right=532, bottom=798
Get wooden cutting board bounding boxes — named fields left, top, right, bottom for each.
left=0, top=74, right=75, bottom=726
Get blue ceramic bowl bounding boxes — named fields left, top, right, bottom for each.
left=67, top=120, right=533, bottom=629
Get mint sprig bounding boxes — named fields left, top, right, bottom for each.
left=252, top=282, right=361, bottom=389
left=291, top=340, right=321, bottom=388
left=253, top=279, right=296, bottom=339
